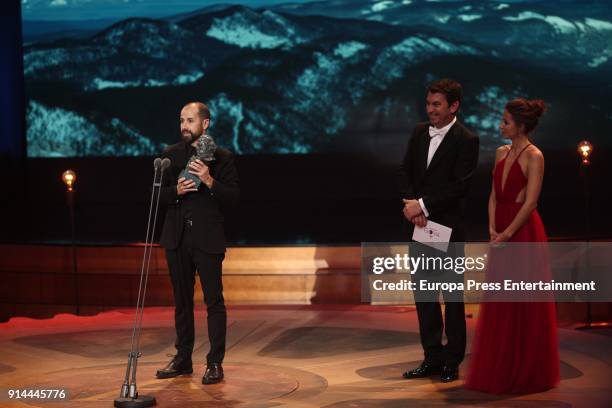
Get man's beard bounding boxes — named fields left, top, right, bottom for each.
left=181, top=130, right=201, bottom=143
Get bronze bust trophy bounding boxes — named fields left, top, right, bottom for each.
left=179, top=134, right=217, bottom=188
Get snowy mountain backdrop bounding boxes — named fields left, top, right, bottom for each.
left=22, top=0, right=612, bottom=157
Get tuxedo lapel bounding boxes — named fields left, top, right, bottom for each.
left=208, top=157, right=218, bottom=177
left=177, top=141, right=189, bottom=163
left=418, top=128, right=431, bottom=173
left=425, top=122, right=459, bottom=173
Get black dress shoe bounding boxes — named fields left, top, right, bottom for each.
left=155, top=355, right=193, bottom=379
left=202, top=363, right=224, bottom=384
left=440, top=366, right=459, bottom=383
left=403, top=361, right=442, bottom=379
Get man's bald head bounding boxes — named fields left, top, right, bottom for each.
left=183, top=102, right=210, bottom=120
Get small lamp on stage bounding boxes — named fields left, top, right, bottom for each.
left=62, top=170, right=80, bottom=315
left=575, top=141, right=599, bottom=330
left=576, top=141, right=593, bottom=236
left=577, top=140, right=593, bottom=166
left=62, top=170, right=76, bottom=192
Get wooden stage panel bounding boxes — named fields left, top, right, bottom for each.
left=0, top=244, right=363, bottom=321
left=1, top=244, right=610, bottom=325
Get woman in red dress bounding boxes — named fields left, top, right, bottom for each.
left=465, top=98, right=560, bottom=393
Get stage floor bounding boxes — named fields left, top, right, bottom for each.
left=0, top=305, right=610, bottom=407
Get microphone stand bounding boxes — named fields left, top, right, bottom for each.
left=114, top=158, right=170, bottom=408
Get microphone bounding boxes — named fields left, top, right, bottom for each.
left=161, top=158, right=171, bottom=170
left=152, top=158, right=169, bottom=188
left=117, top=156, right=168, bottom=407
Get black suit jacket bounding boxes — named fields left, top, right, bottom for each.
left=398, top=120, right=479, bottom=242
left=159, top=141, right=239, bottom=253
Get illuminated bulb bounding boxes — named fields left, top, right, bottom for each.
left=577, top=141, right=593, bottom=165
left=62, top=170, right=76, bottom=191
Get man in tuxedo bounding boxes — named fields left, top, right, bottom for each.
left=398, top=79, right=479, bottom=382
left=155, top=102, right=239, bottom=385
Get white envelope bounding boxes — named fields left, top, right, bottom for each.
left=412, top=220, right=452, bottom=252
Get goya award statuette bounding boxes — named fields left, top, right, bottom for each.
left=179, top=134, right=217, bottom=189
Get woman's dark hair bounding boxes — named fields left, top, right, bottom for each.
left=505, top=98, right=547, bottom=133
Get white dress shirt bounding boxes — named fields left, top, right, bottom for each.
left=418, top=116, right=457, bottom=217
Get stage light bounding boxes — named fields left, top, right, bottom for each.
left=61, top=169, right=79, bottom=315
left=62, top=170, right=77, bottom=191
left=577, top=141, right=593, bottom=166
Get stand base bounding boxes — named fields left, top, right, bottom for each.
left=114, top=395, right=156, bottom=408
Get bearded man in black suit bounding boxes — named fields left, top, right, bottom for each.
left=155, top=102, right=239, bottom=385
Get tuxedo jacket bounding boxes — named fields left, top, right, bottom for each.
left=158, top=141, right=239, bottom=253
left=398, top=120, right=479, bottom=242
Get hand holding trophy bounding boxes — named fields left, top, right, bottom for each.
left=179, top=134, right=217, bottom=189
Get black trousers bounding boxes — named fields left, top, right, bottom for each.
left=411, top=243, right=466, bottom=368
left=165, top=223, right=226, bottom=364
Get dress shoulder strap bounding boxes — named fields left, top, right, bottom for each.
left=515, top=143, right=532, bottom=160
left=502, top=145, right=512, bottom=160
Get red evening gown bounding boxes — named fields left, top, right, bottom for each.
left=464, top=145, right=560, bottom=394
